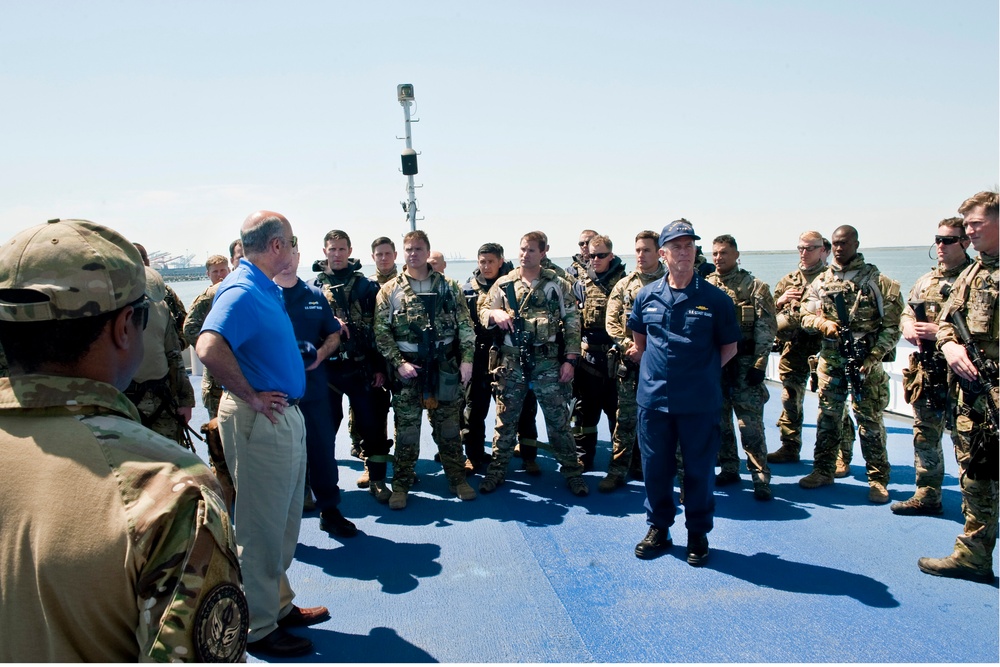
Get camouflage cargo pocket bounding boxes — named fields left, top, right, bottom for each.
left=901, top=353, right=921, bottom=404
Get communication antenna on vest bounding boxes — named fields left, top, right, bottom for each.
left=396, top=83, right=422, bottom=232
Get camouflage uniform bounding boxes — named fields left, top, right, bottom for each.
left=316, top=260, right=393, bottom=486
left=772, top=264, right=855, bottom=460
left=800, top=253, right=903, bottom=485
left=932, top=253, right=998, bottom=573
left=375, top=268, right=476, bottom=493
left=604, top=262, right=665, bottom=480
left=706, top=267, right=777, bottom=490
left=478, top=267, right=586, bottom=487
left=565, top=253, right=588, bottom=279
left=543, top=256, right=572, bottom=280
left=461, top=264, right=538, bottom=465
left=0, top=218, right=245, bottom=662
left=371, top=265, right=399, bottom=286
left=124, top=267, right=195, bottom=448
left=898, top=256, right=973, bottom=506
left=164, top=283, right=189, bottom=351
left=183, top=282, right=223, bottom=416
left=572, top=256, right=627, bottom=470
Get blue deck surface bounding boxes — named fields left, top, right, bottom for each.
left=189, top=379, right=999, bottom=664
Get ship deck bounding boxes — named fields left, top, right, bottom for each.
left=186, top=377, right=999, bottom=664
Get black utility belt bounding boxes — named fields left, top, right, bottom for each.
left=501, top=343, right=556, bottom=357
left=401, top=351, right=454, bottom=364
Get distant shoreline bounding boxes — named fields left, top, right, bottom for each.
left=741, top=245, right=925, bottom=255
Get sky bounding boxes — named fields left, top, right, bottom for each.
left=0, top=0, right=996, bottom=265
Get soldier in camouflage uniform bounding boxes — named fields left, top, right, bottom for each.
left=572, top=233, right=628, bottom=471
left=371, top=235, right=400, bottom=286
left=566, top=228, right=597, bottom=279
left=461, top=243, right=539, bottom=470
left=132, top=242, right=189, bottom=350
left=768, top=232, right=855, bottom=468
left=599, top=230, right=665, bottom=492
left=706, top=235, right=778, bottom=501
left=919, top=191, right=999, bottom=584
left=183, top=248, right=240, bottom=416
left=374, top=230, right=477, bottom=510
left=316, top=230, right=393, bottom=503
left=0, top=218, right=246, bottom=662
left=894, top=218, right=972, bottom=516
left=478, top=231, right=590, bottom=497
left=799, top=225, right=903, bottom=503
left=124, top=266, right=196, bottom=447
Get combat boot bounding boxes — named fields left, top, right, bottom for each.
left=567, top=476, right=590, bottom=497
left=753, top=481, right=773, bottom=501
left=767, top=444, right=800, bottom=464
left=598, top=472, right=626, bottom=493
left=523, top=459, right=542, bottom=476
left=715, top=470, right=740, bottom=486
left=479, top=473, right=506, bottom=494
left=450, top=480, right=477, bottom=501
left=868, top=481, right=889, bottom=504
left=369, top=480, right=391, bottom=504
left=799, top=470, right=834, bottom=489
left=356, top=463, right=370, bottom=488
left=834, top=453, right=851, bottom=478
left=918, top=555, right=995, bottom=584
left=891, top=495, right=943, bottom=516
left=388, top=489, right=408, bottom=510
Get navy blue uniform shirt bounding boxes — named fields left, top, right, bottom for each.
left=628, top=274, right=741, bottom=414
left=281, top=278, right=341, bottom=402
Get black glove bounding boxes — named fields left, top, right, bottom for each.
left=745, top=367, right=766, bottom=386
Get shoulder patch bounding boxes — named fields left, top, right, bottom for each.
left=194, top=582, right=249, bottom=662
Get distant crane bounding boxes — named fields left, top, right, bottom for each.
left=397, top=83, right=421, bottom=231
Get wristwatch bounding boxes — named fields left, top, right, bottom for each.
left=563, top=356, right=578, bottom=367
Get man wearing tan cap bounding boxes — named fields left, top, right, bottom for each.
left=0, top=219, right=247, bottom=662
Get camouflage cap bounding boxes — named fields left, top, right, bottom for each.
left=0, top=219, right=146, bottom=322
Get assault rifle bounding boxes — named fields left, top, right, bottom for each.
left=948, top=309, right=999, bottom=434
left=831, top=292, right=865, bottom=404
left=328, top=284, right=364, bottom=362
left=415, top=292, right=440, bottom=409
left=502, top=282, right=535, bottom=389
left=908, top=298, right=949, bottom=410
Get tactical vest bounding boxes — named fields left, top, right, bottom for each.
left=949, top=258, right=999, bottom=348
left=385, top=272, right=460, bottom=350
left=614, top=267, right=665, bottom=338
left=813, top=261, right=897, bottom=336
left=580, top=262, right=627, bottom=332
left=774, top=265, right=824, bottom=342
left=497, top=269, right=568, bottom=346
left=707, top=268, right=759, bottom=338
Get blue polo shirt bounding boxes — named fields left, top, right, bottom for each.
left=281, top=278, right=341, bottom=402
left=202, top=258, right=306, bottom=399
left=628, top=273, right=741, bottom=415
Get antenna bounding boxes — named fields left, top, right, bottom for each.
left=397, top=83, right=421, bottom=231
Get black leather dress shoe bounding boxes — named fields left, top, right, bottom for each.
left=278, top=605, right=330, bottom=628
left=634, top=526, right=672, bottom=559
left=687, top=532, right=710, bottom=567
left=320, top=508, right=358, bottom=537
left=247, top=627, right=313, bottom=657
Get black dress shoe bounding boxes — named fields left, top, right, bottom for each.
left=687, top=532, right=710, bottom=567
left=247, top=627, right=313, bottom=657
left=635, top=526, right=672, bottom=559
left=278, top=605, right=330, bottom=628
left=320, top=508, right=358, bottom=537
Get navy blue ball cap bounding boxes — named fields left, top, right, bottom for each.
left=658, top=219, right=700, bottom=246
left=298, top=340, right=318, bottom=367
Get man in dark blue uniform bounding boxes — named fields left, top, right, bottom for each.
left=628, top=219, right=741, bottom=566
left=275, top=250, right=357, bottom=538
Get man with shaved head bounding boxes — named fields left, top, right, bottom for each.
left=799, top=225, right=903, bottom=504
left=198, top=211, right=326, bottom=658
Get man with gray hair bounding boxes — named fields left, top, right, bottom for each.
left=0, top=219, right=246, bottom=661
left=198, top=211, right=327, bottom=657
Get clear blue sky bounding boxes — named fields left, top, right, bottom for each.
left=1, top=0, right=996, bottom=264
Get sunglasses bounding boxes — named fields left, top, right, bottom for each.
left=128, top=295, right=150, bottom=330
left=578, top=241, right=590, bottom=247
left=934, top=235, right=963, bottom=245
left=796, top=245, right=822, bottom=253
left=591, top=252, right=611, bottom=260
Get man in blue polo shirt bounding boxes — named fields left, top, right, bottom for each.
left=197, top=211, right=327, bottom=658
left=628, top=219, right=741, bottom=566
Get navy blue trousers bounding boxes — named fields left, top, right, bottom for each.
left=300, top=395, right=341, bottom=511
left=637, top=407, right=721, bottom=535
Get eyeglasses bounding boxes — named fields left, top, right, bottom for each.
left=288, top=235, right=298, bottom=248
left=796, top=245, right=822, bottom=253
left=591, top=252, right=611, bottom=260
left=934, top=235, right=964, bottom=245
left=127, top=295, right=150, bottom=330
